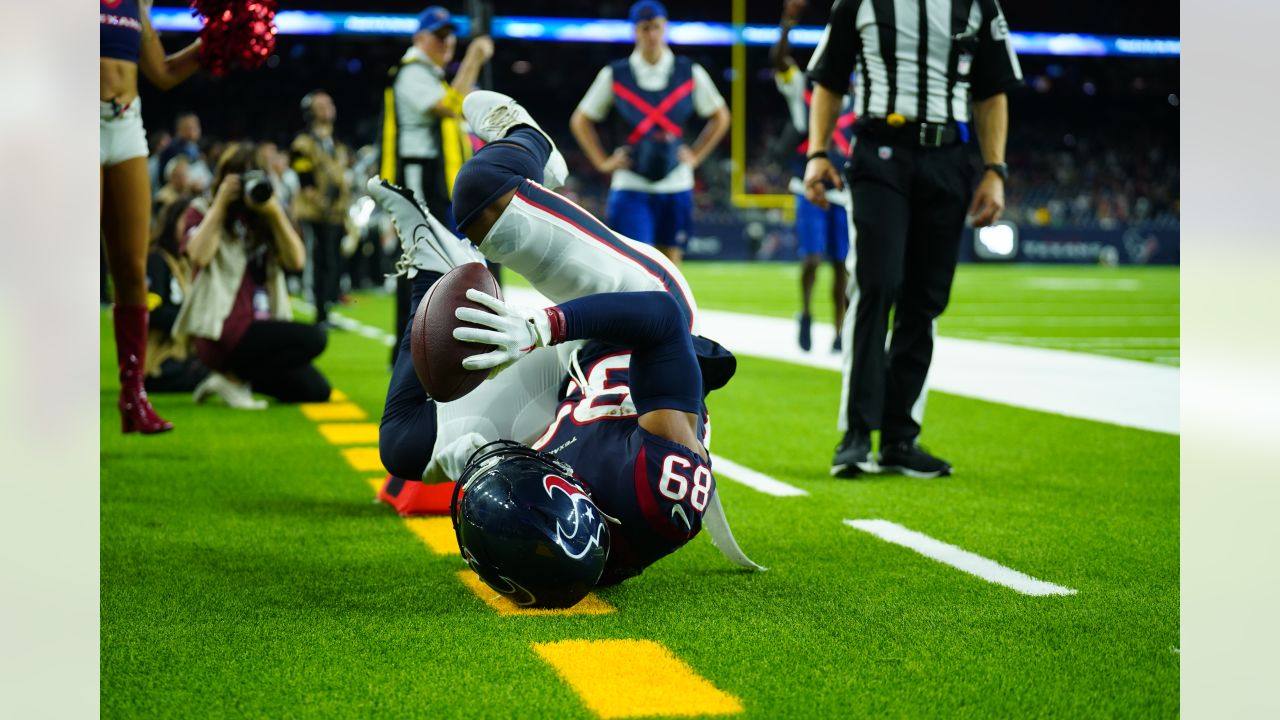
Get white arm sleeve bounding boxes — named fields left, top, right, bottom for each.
left=774, top=65, right=809, bottom=133
left=691, top=63, right=728, bottom=118
left=575, top=66, right=615, bottom=122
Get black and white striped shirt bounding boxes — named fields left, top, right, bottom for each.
left=807, top=0, right=1023, bottom=124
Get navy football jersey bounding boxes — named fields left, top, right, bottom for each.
left=531, top=342, right=713, bottom=585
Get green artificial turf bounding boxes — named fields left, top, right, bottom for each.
left=101, top=263, right=1179, bottom=718
left=673, top=263, right=1180, bottom=366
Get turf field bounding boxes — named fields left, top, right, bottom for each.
left=100, top=263, right=1179, bottom=718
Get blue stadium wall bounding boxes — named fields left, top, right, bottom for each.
left=685, top=221, right=1180, bottom=265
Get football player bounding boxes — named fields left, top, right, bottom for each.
left=367, top=91, right=758, bottom=607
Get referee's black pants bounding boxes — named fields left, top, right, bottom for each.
left=841, top=138, right=973, bottom=443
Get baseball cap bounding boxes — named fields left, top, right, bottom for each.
left=417, top=6, right=457, bottom=34
left=628, top=0, right=668, bottom=24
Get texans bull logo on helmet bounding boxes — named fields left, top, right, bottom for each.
left=543, top=474, right=607, bottom=560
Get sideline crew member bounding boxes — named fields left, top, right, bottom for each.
left=291, top=90, right=350, bottom=327
left=382, top=5, right=493, bottom=364
left=772, top=0, right=855, bottom=353
left=805, top=0, right=1022, bottom=478
left=569, top=0, right=731, bottom=265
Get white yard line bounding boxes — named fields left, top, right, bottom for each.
left=945, top=316, right=1178, bottom=327
left=844, top=519, right=1078, bottom=597
left=710, top=454, right=808, bottom=497
left=1021, top=277, right=1142, bottom=291
left=974, top=336, right=1180, bottom=347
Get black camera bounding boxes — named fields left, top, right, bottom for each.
left=242, top=170, right=274, bottom=205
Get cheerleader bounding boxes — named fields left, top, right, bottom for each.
left=101, top=0, right=203, bottom=432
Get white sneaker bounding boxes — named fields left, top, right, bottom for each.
left=366, top=177, right=482, bottom=278
left=193, top=372, right=267, bottom=410
left=462, top=90, right=569, bottom=190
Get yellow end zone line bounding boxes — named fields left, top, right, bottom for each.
left=318, top=422, right=380, bottom=445
left=406, top=517, right=459, bottom=556
left=534, top=639, right=742, bottom=718
left=456, top=571, right=615, bottom=616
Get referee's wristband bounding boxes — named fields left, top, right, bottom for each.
left=806, top=151, right=830, bottom=162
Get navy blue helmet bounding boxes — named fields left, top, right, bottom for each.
left=450, top=440, right=610, bottom=609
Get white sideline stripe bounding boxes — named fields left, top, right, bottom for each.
left=844, top=519, right=1078, bottom=597
left=710, top=454, right=808, bottom=497
left=291, top=299, right=397, bottom=347
left=417, top=287, right=1182, bottom=435
left=693, top=307, right=1180, bottom=435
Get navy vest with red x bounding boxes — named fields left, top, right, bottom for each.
left=610, top=57, right=696, bottom=183
left=791, top=88, right=858, bottom=179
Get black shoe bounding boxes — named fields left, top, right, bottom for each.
left=832, top=334, right=843, bottom=353
left=878, top=441, right=952, bottom=478
left=798, top=313, right=813, bottom=352
left=831, top=431, right=875, bottom=477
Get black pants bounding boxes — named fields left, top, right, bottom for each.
left=381, top=272, right=441, bottom=480
left=842, top=138, right=973, bottom=443
left=391, top=157, right=451, bottom=368
left=226, top=320, right=331, bottom=403
left=303, top=221, right=344, bottom=324
left=144, top=357, right=210, bottom=394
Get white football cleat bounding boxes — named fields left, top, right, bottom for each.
left=366, top=177, right=482, bottom=277
left=193, top=372, right=267, bottom=410
left=462, top=90, right=569, bottom=190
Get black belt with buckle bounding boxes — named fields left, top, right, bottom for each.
left=856, top=117, right=961, bottom=148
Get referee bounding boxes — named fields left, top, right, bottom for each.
left=805, top=0, right=1022, bottom=478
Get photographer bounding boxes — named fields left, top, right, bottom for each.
left=290, top=90, right=351, bottom=327
left=173, top=144, right=331, bottom=406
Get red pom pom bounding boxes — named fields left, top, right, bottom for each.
left=192, top=0, right=279, bottom=77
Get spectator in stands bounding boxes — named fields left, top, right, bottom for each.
left=173, top=144, right=331, bottom=407
left=157, top=111, right=212, bottom=193
left=255, top=141, right=298, bottom=219
left=154, top=155, right=193, bottom=212
left=147, top=129, right=171, bottom=195
left=144, top=192, right=209, bottom=394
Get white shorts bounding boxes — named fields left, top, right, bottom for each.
left=100, top=98, right=148, bottom=167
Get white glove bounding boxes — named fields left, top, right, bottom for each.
left=453, top=289, right=554, bottom=375
left=423, top=431, right=489, bottom=483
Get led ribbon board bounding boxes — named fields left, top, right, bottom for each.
left=148, top=9, right=1180, bottom=57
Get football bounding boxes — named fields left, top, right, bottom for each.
left=411, top=262, right=501, bottom=402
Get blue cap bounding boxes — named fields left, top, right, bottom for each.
left=628, top=0, right=668, bottom=24
left=417, top=6, right=456, bottom=34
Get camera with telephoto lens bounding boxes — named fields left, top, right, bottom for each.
left=242, top=170, right=274, bottom=205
